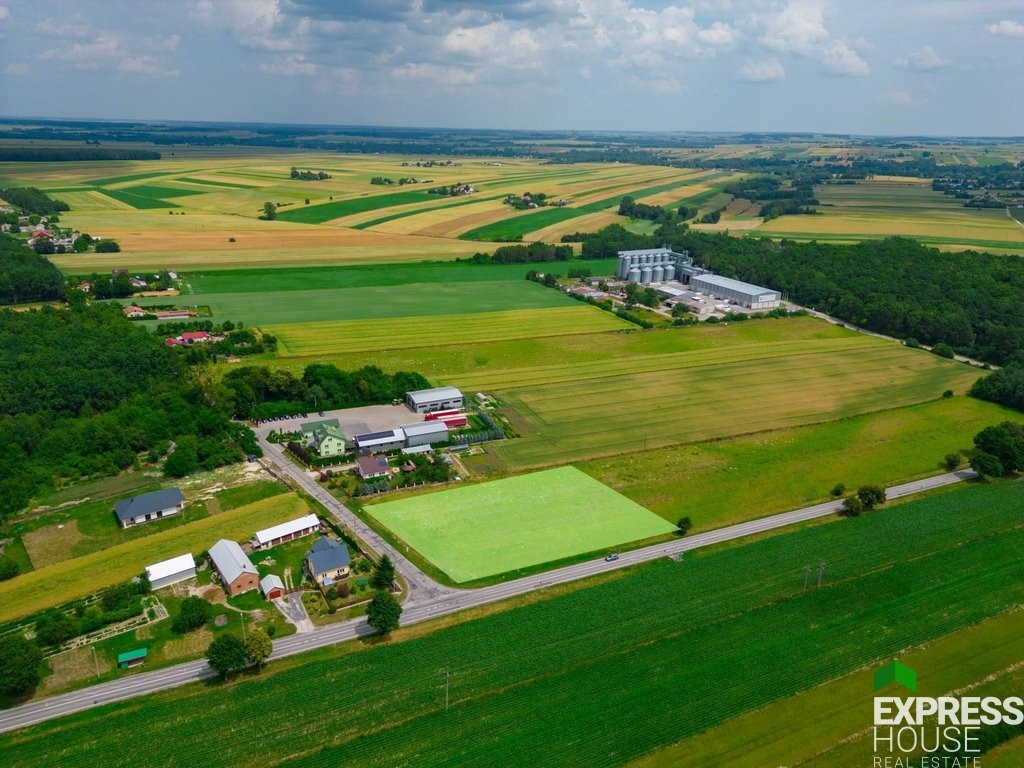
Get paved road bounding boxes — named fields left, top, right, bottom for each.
left=0, top=467, right=974, bottom=734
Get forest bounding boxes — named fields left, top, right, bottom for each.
left=0, top=187, right=70, bottom=215
left=0, top=304, right=256, bottom=520
left=220, top=364, right=431, bottom=419
left=578, top=223, right=1024, bottom=366
left=0, top=147, right=161, bottom=161
left=0, top=235, right=65, bottom=303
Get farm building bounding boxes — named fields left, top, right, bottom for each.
left=356, top=454, right=389, bottom=480
left=260, top=574, right=285, bottom=600
left=615, top=247, right=709, bottom=285
left=144, top=553, right=196, bottom=590
left=117, top=648, right=148, bottom=669
left=252, top=514, right=321, bottom=551
left=114, top=488, right=185, bottom=529
left=402, top=421, right=449, bottom=447
left=355, top=428, right=405, bottom=454
left=305, top=536, right=352, bottom=587
left=208, top=539, right=260, bottom=596
left=688, top=274, right=781, bottom=309
left=406, top=386, right=464, bottom=413
left=311, top=424, right=347, bottom=457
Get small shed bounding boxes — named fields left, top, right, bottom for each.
left=260, top=574, right=285, bottom=600
left=117, top=648, right=148, bottom=669
left=145, top=553, right=196, bottom=590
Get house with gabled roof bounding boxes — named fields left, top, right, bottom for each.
left=208, top=539, right=259, bottom=596
left=304, top=536, right=351, bottom=587
left=113, top=488, right=185, bottom=529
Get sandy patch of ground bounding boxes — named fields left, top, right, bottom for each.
left=41, top=646, right=111, bottom=692
left=23, top=520, right=84, bottom=568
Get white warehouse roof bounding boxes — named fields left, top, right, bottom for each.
left=406, top=386, right=463, bottom=405
left=691, top=274, right=779, bottom=298
left=401, top=421, right=449, bottom=438
left=253, top=514, right=320, bottom=546
left=145, top=553, right=195, bottom=583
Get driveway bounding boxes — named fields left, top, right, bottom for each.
left=274, top=591, right=315, bottom=634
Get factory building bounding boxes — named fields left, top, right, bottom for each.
left=688, top=274, right=781, bottom=309
left=616, top=247, right=708, bottom=285
left=401, top=421, right=449, bottom=448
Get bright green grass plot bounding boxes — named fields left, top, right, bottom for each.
left=367, top=466, right=677, bottom=582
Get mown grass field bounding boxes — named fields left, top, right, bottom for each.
left=367, top=467, right=677, bottom=582
left=0, top=493, right=311, bottom=625
left=456, top=332, right=981, bottom=470
left=755, top=179, right=1024, bottom=253
left=267, top=305, right=633, bottom=357
left=4, top=482, right=1022, bottom=767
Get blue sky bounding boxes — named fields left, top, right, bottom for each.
left=0, top=0, right=1021, bottom=135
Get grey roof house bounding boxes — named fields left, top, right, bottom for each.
left=208, top=539, right=260, bottom=596
left=305, top=536, right=352, bottom=587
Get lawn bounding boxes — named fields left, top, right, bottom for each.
left=0, top=493, right=312, bottom=624
left=469, top=336, right=982, bottom=470
left=4, top=482, right=1023, bottom=767
left=268, top=305, right=633, bottom=357
left=366, top=466, right=678, bottom=582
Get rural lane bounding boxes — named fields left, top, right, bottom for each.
left=0, top=468, right=975, bottom=734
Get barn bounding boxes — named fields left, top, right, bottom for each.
left=145, top=553, right=196, bottom=590
left=260, top=574, right=285, bottom=601
left=208, top=539, right=259, bottom=596
left=252, top=514, right=320, bottom=551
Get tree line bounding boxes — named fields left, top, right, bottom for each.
left=0, top=148, right=161, bottom=162
left=467, top=242, right=573, bottom=264
left=219, top=364, right=431, bottom=419
left=1, top=187, right=70, bottom=214
left=0, top=234, right=65, bottom=303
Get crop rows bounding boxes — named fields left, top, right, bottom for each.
left=268, top=306, right=632, bottom=356
left=0, top=493, right=311, bottom=625
left=275, top=190, right=432, bottom=223
left=487, top=344, right=979, bottom=468
left=5, top=483, right=1023, bottom=767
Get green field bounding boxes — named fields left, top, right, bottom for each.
left=184, top=259, right=619, bottom=293
left=458, top=334, right=981, bottom=470
left=275, top=190, right=434, bottom=223
left=5, top=481, right=1023, bottom=767
left=580, top=395, right=1017, bottom=528
left=367, top=466, right=677, bottom=582
left=129, top=278, right=578, bottom=326
left=268, top=306, right=633, bottom=357
left=0, top=493, right=312, bottom=625
left=99, top=188, right=181, bottom=209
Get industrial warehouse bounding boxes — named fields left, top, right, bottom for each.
left=614, top=247, right=780, bottom=310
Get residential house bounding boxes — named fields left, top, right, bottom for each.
left=113, top=488, right=185, bottom=529
left=304, top=536, right=351, bottom=587
left=312, top=424, right=347, bottom=458
left=208, top=539, right=260, bottom=596
left=356, top=454, right=389, bottom=480
left=123, top=305, right=148, bottom=319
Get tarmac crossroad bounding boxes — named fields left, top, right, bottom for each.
left=0, top=440, right=976, bottom=734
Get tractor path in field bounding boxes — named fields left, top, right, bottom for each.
left=0, top=468, right=975, bottom=735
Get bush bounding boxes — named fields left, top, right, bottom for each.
left=932, top=342, right=956, bottom=359
left=0, top=558, right=19, bottom=581
left=830, top=483, right=846, bottom=497
left=944, top=453, right=961, bottom=471
left=326, top=586, right=338, bottom=601
left=94, top=239, right=121, bottom=253
left=172, top=596, right=212, bottom=634
left=35, top=610, right=77, bottom=646
left=0, top=635, right=43, bottom=695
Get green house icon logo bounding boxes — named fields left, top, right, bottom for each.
left=874, top=660, right=917, bottom=692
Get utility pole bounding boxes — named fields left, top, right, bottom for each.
left=817, top=559, right=826, bottom=590
left=803, top=564, right=811, bottom=592
left=240, top=612, right=246, bottom=639
left=92, top=645, right=100, bottom=678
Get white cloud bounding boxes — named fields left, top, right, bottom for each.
left=4, top=62, right=28, bottom=75
left=188, top=0, right=295, bottom=50
left=896, top=45, right=951, bottom=71
left=260, top=53, right=318, bottom=76
left=119, top=56, right=179, bottom=77
left=986, top=19, right=1024, bottom=37
left=756, top=0, right=870, bottom=76
left=882, top=90, right=927, bottom=105
left=41, top=35, right=121, bottom=69
left=0, top=4, right=10, bottom=27
left=696, top=21, right=740, bottom=47
left=392, top=62, right=476, bottom=86
left=738, top=57, right=785, bottom=82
